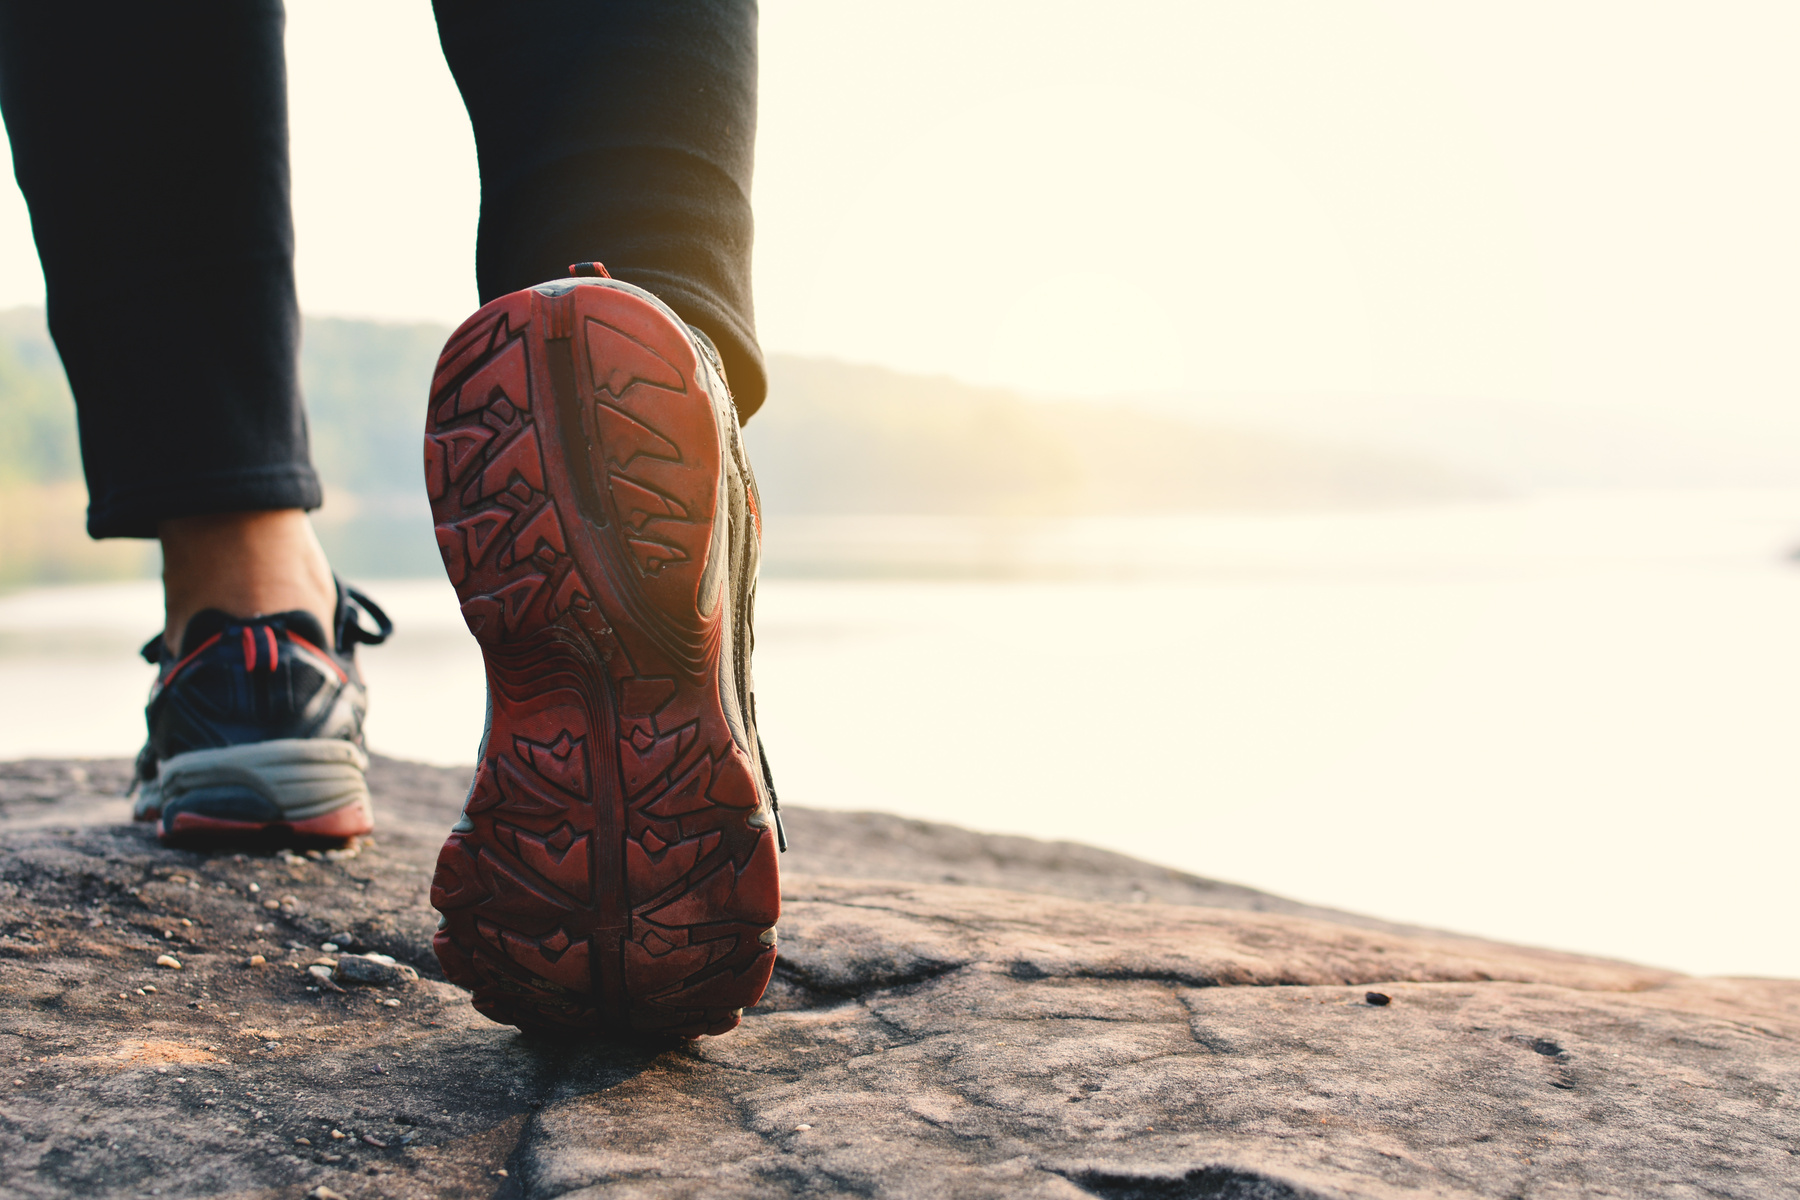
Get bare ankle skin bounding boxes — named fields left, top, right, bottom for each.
left=158, top=510, right=337, bottom=652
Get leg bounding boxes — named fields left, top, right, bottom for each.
left=432, top=0, right=767, bottom=419
left=0, top=2, right=382, bottom=846
left=0, top=0, right=334, bottom=644
left=424, top=1, right=781, bottom=1036
left=158, top=511, right=335, bottom=649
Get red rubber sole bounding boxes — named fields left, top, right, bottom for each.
left=160, top=799, right=373, bottom=848
left=425, top=281, right=778, bottom=1038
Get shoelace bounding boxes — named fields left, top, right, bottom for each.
left=339, top=586, right=393, bottom=649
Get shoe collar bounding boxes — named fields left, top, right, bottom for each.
left=138, top=578, right=392, bottom=665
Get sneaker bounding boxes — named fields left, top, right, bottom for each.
left=426, top=266, right=783, bottom=1038
left=132, top=582, right=392, bottom=846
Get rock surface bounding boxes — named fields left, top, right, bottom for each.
left=0, top=755, right=1794, bottom=1199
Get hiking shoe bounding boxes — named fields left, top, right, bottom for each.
left=132, top=582, right=392, bottom=846
left=426, top=267, right=783, bottom=1039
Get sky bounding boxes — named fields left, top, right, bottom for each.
left=1, top=1, right=1796, bottom=436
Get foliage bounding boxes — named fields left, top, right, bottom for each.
left=0, top=309, right=80, bottom=487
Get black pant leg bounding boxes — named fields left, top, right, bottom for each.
left=0, top=1, right=319, bottom=538
left=432, top=0, right=766, bottom=419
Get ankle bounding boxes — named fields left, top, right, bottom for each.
left=159, top=510, right=337, bottom=651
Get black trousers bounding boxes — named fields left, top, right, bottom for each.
left=0, top=0, right=761, bottom=539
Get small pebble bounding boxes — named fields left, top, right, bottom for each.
left=794, top=1123, right=812, bottom=1131
left=248, top=883, right=261, bottom=893
left=155, top=954, right=181, bottom=970
left=263, top=1041, right=281, bottom=1051
left=262, top=900, right=280, bottom=910
left=294, top=1137, right=311, bottom=1145
left=362, top=1133, right=387, bottom=1148
left=321, top=1154, right=343, bottom=1163
left=333, top=953, right=419, bottom=988
left=330, top=1129, right=345, bottom=1140
left=495, top=1169, right=508, bottom=1178
left=247, top=955, right=266, bottom=967
left=306, top=1187, right=345, bottom=1200
left=321, top=943, right=340, bottom=953
left=1365, top=991, right=1391, bottom=1006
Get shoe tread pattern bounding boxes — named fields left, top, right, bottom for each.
left=425, top=283, right=777, bottom=1038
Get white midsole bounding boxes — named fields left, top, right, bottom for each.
left=141, top=739, right=371, bottom=821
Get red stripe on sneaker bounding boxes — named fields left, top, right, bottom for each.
left=263, top=626, right=278, bottom=671
left=285, top=632, right=348, bottom=683
left=165, top=798, right=372, bottom=844
left=241, top=627, right=257, bottom=672
left=158, top=632, right=223, bottom=687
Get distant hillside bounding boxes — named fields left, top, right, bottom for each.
left=0, top=310, right=450, bottom=584
left=0, top=310, right=156, bottom=586
left=0, top=309, right=1493, bottom=587
left=751, top=357, right=1495, bottom=517
left=294, top=317, right=451, bottom=579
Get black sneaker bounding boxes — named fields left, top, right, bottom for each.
left=131, top=582, right=392, bottom=846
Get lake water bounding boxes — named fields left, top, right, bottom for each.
left=3, top=488, right=1798, bottom=979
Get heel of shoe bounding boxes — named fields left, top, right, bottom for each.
left=157, top=739, right=373, bottom=844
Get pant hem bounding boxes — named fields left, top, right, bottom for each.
left=87, top=465, right=324, bottom=539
